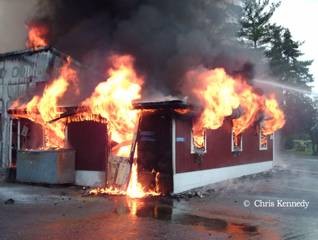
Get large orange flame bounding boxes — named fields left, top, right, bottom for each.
left=11, top=57, right=78, bottom=149
left=232, top=81, right=261, bottom=145
left=262, top=95, right=286, bottom=135
left=187, top=68, right=240, bottom=147
left=26, top=24, right=48, bottom=48
left=82, top=55, right=143, bottom=157
left=186, top=67, right=285, bottom=148
left=84, top=55, right=160, bottom=198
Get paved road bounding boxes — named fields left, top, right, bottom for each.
left=0, top=153, right=318, bottom=240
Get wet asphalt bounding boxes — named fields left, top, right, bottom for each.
left=0, top=152, right=318, bottom=240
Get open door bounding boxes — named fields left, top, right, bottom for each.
left=137, top=111, right=173, bottom=194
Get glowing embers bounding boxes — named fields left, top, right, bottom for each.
left=191, top=129, right=207, bottom=154
left=231, top=128, right=242, bottom=153
left=259, top=128, right=268, bottom=150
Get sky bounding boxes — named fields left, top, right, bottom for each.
left=0, top=0, right=37, bottom=53
left=272, top=0, right=318, bottom=93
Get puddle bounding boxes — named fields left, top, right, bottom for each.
left=124, top=198, right=259, bottom=236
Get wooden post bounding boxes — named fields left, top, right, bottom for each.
left=17, top=119, right=20, bottom=150
left=129, top=113, right=141, bottom=165
left=8, top=119, right=12, bottom=167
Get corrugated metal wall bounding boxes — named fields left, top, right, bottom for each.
left=0, top=48, right=74, bottom=168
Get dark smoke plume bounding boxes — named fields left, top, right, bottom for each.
left=31, top=0, right=266, bottom=97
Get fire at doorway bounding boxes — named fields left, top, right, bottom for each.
left=137, top=111, right=174, bottom=194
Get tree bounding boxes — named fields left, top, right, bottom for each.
left=282, top=92, right=318, bottom=154
left=265, top=24, right=287, bottom=80
left=282, top=29, right=314, bottom=86
left=266, top=26, right=315, bottom=150
left=266, top=26, right=314, bottom=87
left=239, top=0, right=280, bottom=48
left=239, top=0, right=316, bottom=152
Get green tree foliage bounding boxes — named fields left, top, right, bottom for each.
left=266, top=26, right=313, bottom=87
left=239, top=0, right=280, bottom=48
left=239, top=0, right=316, bottom=151
left=265, top=25, right=315, bottom=147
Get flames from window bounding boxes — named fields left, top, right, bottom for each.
left=185, top=68, right=285, bottom=148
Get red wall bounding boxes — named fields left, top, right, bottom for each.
left=68, top=121, right=108, bottom=171
left=175, top=118, right=273, bottom=173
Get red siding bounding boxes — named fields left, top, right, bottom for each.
left=175, top=118, right=273, bottom=173
left=68, top=121, right=108, bottom=171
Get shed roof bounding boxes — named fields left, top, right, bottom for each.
left=0, top=46, right=81, bottom=67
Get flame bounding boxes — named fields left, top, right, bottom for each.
left=11, top=57, right=78, bottom=149
left=82, top=55, right=143, bottom=157
left=186, top=68, right=285, bottom=148
left=90, top=162, right=160, bottom=198
left=26, top=24, right=48, bottom=48
left=232, top=81, right=261, bottom=145
left=262, top=95, right=286, bottom=135
left=9, top=50, right=285, bottom=197
left=260, top=129, right=268, bottom=147
left=126, top=163, right=146, bottom=198
left=174, top=108, right=190, bottom=114
left=85, top=55, right=160, bottom=198
left=187, top=68, right=240, bottom=148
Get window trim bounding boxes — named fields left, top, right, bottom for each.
left=231, top=128, right=243, bottom=152
left=191, top=130, right=207, bottom=154
left=259, top=127, right=268, bottom=151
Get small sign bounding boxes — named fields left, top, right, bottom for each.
left=21, top=125, right=29, bottom=137
left=176, top=137, right=185, bottom=142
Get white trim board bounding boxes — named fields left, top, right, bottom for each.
left=172, top=118, right=176, bottom=175
left=75, top=170, right=105, bottom=187
left=173, top=161, right=272, bottom=193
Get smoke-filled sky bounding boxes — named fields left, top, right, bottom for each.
left=0, top=0, right=316, bottom=94
left=1, top=0, right=258, bottom=97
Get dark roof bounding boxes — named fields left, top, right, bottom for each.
left=0, top=46, right=81, bottom=66
left=133, top=99, right=191, bottom=110
left=8, top=105, right=106, bottom=123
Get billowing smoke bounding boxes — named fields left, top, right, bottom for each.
left=30, top=0, right=266, bottom=96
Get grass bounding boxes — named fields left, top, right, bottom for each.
left=286, top=139, right=314, bottom=156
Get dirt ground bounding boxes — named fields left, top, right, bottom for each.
left=1, top=153, right=318, bottom=240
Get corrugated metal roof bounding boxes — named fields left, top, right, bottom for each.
left=0, top=46, right=81, bottom=67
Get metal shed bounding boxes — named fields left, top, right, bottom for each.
left=0, top=47, right=81, bottom=172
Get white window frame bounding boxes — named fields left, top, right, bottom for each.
left=191, top=130, right=207, bottom=154
left=259, top=128, right=268, bottom=151
left=231, top=128, right=243, bottom=152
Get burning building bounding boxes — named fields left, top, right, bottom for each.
left=0, top=0, right=286, bottom=196
left=0, top=46, right=80, bottom=176
left=1, top=45, right=285, bottom=195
